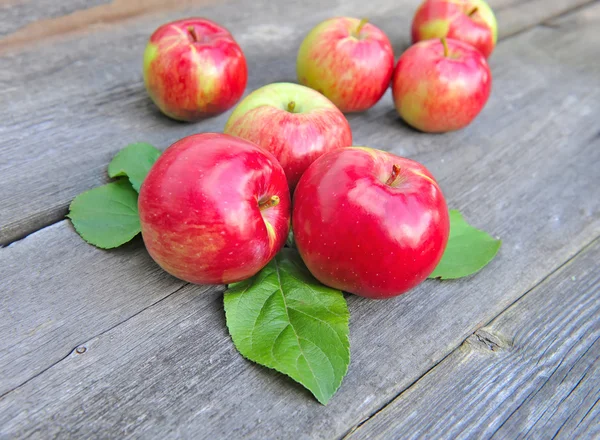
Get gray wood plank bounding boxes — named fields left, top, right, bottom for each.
left=345, top=239, right=600, bottom=440
left=0, top=0, right=593, bottom=245
left=0, top=0, right=219, bottom=50
left=496, top=0, right=594, bottom=38
left=1, top=4, right=599, bottom=438
left=0, top=0, right=108, bottom=39
left=0, top=222, right=187, bottom=396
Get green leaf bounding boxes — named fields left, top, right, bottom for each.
left=67, top=179, right=141, bottom=249
left=224, top=248, right=350, bottom=405
left=429, top=210, right=501, bottom=279
left=107, top=142, right=161, bottom=192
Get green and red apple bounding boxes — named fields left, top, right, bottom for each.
left=143, top=18, right=247, bottom=122
left=138, top=133, right=290, bottom=285
left=412, top=0, right=497, bottom=58
left=392, top=38, right=491, bottom=133
left=297, top=17, right=394, bottom=113
left=224, top=82, right=352, bottom=190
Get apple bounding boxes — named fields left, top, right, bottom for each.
left=296, top=17, right=394, bottom=113
left=391, top=38, right=491, bottom=133
left=293, top=147, right=449, bottom=299
left=143, top=18, right=247, bottom=122
left=224, top=82, right=353, bottom=190
left=411, top=0, right=498, bottom=58
left=138, top=133, right=290, bottom=285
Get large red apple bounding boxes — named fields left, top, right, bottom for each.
left=293, top=147, right=449, bottom=299
left=143, top=18, right=247, bottom=122
left=412, top=0, right=498, bottom=58
left=296, top=17, right=394, bottom=113
left=139, top=133, right=290, bottom=285
left=392, top=38, right=491, bottom=133
left=224, top=82, right=352, bottom=190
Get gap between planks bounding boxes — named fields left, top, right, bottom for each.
left=345, top=236, right=600, bottom=439
left=0, top=282, right=193, bottom=400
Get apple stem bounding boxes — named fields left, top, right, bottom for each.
left=385, top=164, right=402, bottom=186
left=287, top=101, right=296, bottom=113
left=441, top=37, right=449, bottom=58
left=354, top=18, right=368, bottom=37
left=187, top=26, right=198, bottom=42
left=259, top=195, right=280, bottom=211
left=468, top=6, right=479, bottom=16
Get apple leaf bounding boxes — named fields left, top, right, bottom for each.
left=429, top=210, right=501, bottom=280
left=224, top=248, right=350, bottom=405
left=67, top=179, right=141, bottom=249
left=107, top=142, right=161, bottom=192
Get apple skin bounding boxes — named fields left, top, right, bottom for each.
left=143, top=18, right=247, bottom=122
left=138, top=133, right=290, bottom=285
left=297, top=17, right=394, bottom=113
left=391, top=38, right=491, bottom=133
left=412, top=0, right=498, bottom=58
left=293, top=147, right=449, bottom=299
left=224, top=82, right=353, bottom=190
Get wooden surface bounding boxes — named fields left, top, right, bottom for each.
left=346, top=238, right=600, bottom=439
left=1, top=0, right=599, bottom=438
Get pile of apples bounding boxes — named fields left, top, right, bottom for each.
left=139, top=0, right=497, bottom=299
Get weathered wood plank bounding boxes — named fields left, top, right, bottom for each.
left=495, top=0, right=594, bottom=38
left=0, top=0, right=217, bottom=51
left=0, top=0, right=108, bottom=38
left=1, top=4, right=599, bottom=438
left=346, top=239, right=600, bottom=440
left=0, top=222, right=188, bottom=396
left=0, top=0, right=594, bottom=245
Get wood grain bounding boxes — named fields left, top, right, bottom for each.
left=0, top=223, right=186, bottom=396
left=0, top=0, right=218, bottom=51
left=1, top=3, right=599, bottom=438
left=495, top=0, right=594, bottom=38
left=346, top=239, right=600, bottom=440
left=0, top=0, right=108, bottom=39
left=0, top=0, right=594, bottom=245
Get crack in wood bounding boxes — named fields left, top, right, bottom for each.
left=472, top=329, right=511, bottom=352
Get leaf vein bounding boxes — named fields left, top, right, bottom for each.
left=274, top=256, right=325, bottom=400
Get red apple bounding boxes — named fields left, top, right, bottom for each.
left=293, top=147, right=449, bottom=299
left=139, top=133, right=290, bottom=285
left=297, top=17, right=394, bottom=113
left=143, top=18, right=247, bottom=122
left=412, top=0, right=498, bottom=58
left=224, top=82, right=352, bottom=190
left=391, top=38, right=491, bottom=133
